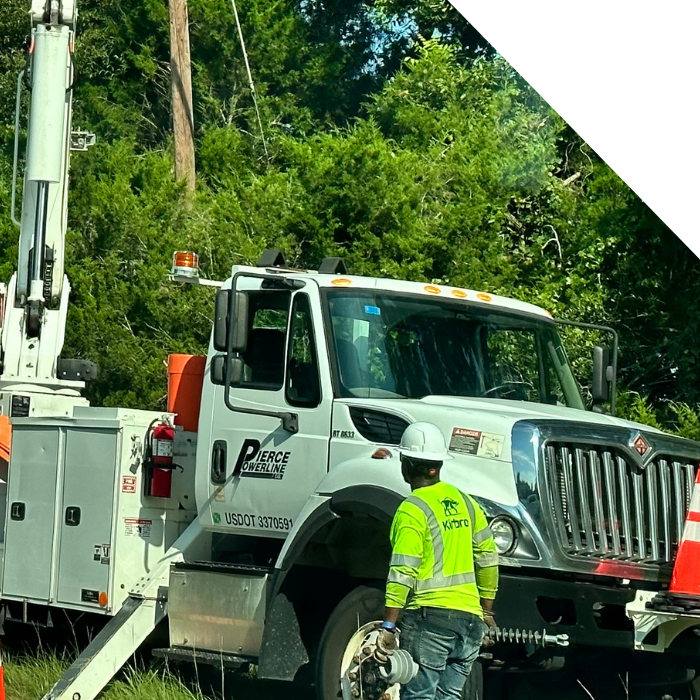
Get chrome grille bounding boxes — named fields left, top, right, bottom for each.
left=545, top=444, right=698, bottom=564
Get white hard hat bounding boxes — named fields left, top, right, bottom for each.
left=398, top=422, right=452, bottom=462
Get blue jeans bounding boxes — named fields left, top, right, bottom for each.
left=399, top=607, right=485, bottom=700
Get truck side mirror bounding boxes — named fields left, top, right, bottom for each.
left=229, top=291, right=249, bottom=353
left=213, top=291, right=229, bottom=352
left=211, top=355, right=225, bottom=385
left=211, top=355, right=245, bottom=387
left=592, top=345, right=614, bottom=408
left=213, top=289, right=249, bottom=353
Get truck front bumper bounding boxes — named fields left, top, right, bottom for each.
left=499, top=573, right=700, bottom=657
left=497, top=573, right=635, bottom=650
left=626, top=590, right=700, bottom=652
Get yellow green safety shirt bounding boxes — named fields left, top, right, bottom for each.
left=386, top=481, right=499, bottom=617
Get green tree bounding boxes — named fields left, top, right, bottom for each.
left=1, top=0, right=697, bottom=430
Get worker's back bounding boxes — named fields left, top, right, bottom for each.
left=389, top=480, right=496, bottom=616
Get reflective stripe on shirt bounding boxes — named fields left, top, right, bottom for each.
left=473, top=526, right=493, bottom=544
left=474, top=552, right=499, bottom=567
left=415, top=570, right=476, bottom=592
left=391, top=553, right=423, bottom=568
left=388, top=570, right=416, bottom=588
left=405, top=494, right=444, bottom=578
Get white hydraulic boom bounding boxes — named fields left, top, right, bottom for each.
left=0, top=0, right=95, bottom=408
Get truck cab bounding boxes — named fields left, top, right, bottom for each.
left=197, top=263, right=588, bottom=533
left=183, top=259, right=700, bottom=696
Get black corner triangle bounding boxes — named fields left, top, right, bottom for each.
left=318, top=257, right=348, bottom=275
left=257, top=249, right=287, bottom=268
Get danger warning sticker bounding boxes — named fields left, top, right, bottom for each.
left=122, top=476, right=137, bottom=494
left=449, top=428, right=481, bottom=455
left=449, top=427, right=505, bottom=460
left=124, top=518, right=152, bottom=538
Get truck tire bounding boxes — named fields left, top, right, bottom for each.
left=315, top=585, right=486, bottom=700
left=315, top=584, right=385, bottom=700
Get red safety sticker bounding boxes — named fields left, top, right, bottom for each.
left=122, top=476, right=137, bottom=493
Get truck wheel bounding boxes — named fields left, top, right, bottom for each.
left=314, top=585, right=487, bottom=700
left=314, top=584, right=385, bottom=700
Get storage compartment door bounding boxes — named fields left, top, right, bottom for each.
left=56, top=428, right=117, bottom=609
left=2, top=427, right=61, bottom=602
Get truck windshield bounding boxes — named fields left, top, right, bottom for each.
left=326, top=290, right=585, bottom=409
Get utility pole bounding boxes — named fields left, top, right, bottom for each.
left=169, top=0, right=196, bottom=192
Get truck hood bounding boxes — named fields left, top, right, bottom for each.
left=343, top=396, right=661, bottom=464
left=329, top=396, right=664, bottom=507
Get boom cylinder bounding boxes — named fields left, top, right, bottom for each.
left=23, top=22, right=72, bottom=335
left=26, top=24, right=71, bottom=184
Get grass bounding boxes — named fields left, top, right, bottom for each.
left=2, top=652, right=210, bottom=700
left=2, top=649, right=308, bottom=700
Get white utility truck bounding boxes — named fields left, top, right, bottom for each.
left=4, top=3, right=700, bottom=700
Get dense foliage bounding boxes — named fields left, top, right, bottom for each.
left=1, top=0, right=698, bottom=431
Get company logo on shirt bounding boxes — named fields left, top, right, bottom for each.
left=441, top=497, right=460, bottom=517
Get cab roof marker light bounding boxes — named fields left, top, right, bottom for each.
left=476, top=293, right=493, bottom=302
left=451, top=289, right=468, bottom=299
left=331, top=278, right=352, bottom=286
left=424, top=285, right=441, bottom=295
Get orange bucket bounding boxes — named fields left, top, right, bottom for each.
left=167, top=354, right=206, bottom=432
left=0, top=415, right=10, bottom=465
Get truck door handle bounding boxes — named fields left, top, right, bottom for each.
left=211, top=440, right=227, bottom=484
left=10, top=502, right=25, bottom=521
left=65, top=506, right=81, bottom=526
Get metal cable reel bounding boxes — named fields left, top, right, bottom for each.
left=341, top=622, right=418, bottom=700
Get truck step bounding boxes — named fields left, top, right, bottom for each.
left=152, top=646, right=252, bottom=669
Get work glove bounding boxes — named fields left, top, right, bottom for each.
left=376, top=625, right=398, bottom=656
left=481, top=611, right=497, bottom=648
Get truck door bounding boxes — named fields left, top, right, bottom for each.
left=208, top=285, right=332, bottom=538
left=2, top=425, right=61, bottom=602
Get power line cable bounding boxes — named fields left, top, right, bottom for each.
left=230, top=0, right=269, bottom=158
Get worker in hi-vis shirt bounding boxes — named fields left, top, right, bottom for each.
left=377, top=422, right=499, bottom=700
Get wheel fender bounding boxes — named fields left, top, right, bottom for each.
left=259, top=483, right=403, bottom=683
left=316, top=454, right=410, bottom=498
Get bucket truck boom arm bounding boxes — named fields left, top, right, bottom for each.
left=0, top=0, right=95, bottom=394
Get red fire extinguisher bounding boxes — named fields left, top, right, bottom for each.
left=145, top=420, right=176, bottom=498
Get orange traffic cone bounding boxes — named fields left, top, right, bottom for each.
left=669, top=467, right=700, bottom=596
